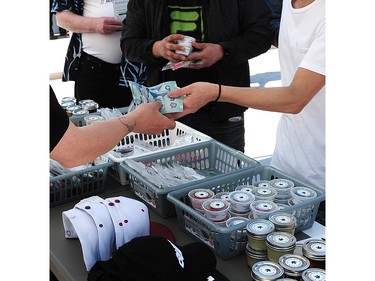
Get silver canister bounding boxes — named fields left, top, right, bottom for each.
left=266, top=232, right=296, bottom=263
left=301, top=268, right=326, bottom=281
left=246, top=219, right=275, bottom=252
left=61, top=96, right=76, bottom=104
left=278, top=254, right=310, bottom=279
left=245, top=243, right=267, bottom=268
left=60, top=101, right=76, bottom=110
left=66, top=105, right=82, bottom=117
left=82, top=101, right=99, bottom=113
left=268, top=212, right=297, bottom=235
left=302, top=239, right=326, bottom=269
left=251, top=261, right=284, bottom=281
left=72, top=109, right=89, bottom=116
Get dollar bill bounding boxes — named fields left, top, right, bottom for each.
left=129, top=81, right=183, bottom=114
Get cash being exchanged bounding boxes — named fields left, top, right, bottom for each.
left=128, top=81, right=183, bottom=114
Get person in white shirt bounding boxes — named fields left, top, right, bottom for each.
left=168, top=0, right=326, bottom=224
left=52, top=0, right=146, bottom=108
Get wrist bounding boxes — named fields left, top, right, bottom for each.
left=152, top=41, right=161, bottom=58
left=214, top=84, right=221, bottom=102
left=118, top=116, right=136, bottom=133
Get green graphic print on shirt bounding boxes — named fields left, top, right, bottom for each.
left=168, top=5, right=204, bottom=42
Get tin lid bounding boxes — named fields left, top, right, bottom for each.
left=253, top=180, right=270, bottom=188
left=188, top=189, right=214, bottom=200
left=82, top=101, right=99, bottom=111
left=290, top=187, right=317, bottom=200
left=302, top=239, right=326, bottom=260
left=269, top=179, right=295, bottom=189
left=301, top=268, right=326, bottom=281
left=278, top=254, right=310, bottom=275
left=72, top=109, right=89, bottom=116
left=250, top=200, right=278, bottom=214
left=66, top=105, right=82, bottom=113
left=252, top=187, right=277, bottom=198
left=61, top=96, right=76, bottom=103
left=60, top=101, right=76, bottom=109
left=246, top=219, right=275, bottom=236
left=79, top=99, right=95, bottom=105
left=226, top=216, right=248, bottom=228
left=215, top=191, right=231, bottom=201
left=84, top=115, right=105, bottom=122
left=268, top=213, right=297, bottom=228
left=229, top=191, right=255, bottom=203
left=252, top=261, right=284, bottom=280
left=202, top=199, right=230, bottom=212
left=266, top=232, right=297, bottom=249
left=235, top=184, right=255, bottom=193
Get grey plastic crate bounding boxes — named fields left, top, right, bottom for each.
left=166, top=166, right=325, bottom=260
left=120, top=140, right=261, bottom=218
left=50, top=159, right=113, bottom=207
left=107, top=121, right=212, bottom=185
left=69, top=106, right=129, bottom=127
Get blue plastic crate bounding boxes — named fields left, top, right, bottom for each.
left=120, top=140, right=261, bottom=218
left=166, top=166, right=325, bottom=260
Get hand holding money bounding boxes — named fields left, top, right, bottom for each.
left=129, top=81, right=184, bottom=114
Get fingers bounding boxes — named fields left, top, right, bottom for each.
left=168, top=88, right=186, bottom=98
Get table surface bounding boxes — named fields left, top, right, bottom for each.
left=50, top=176, right=325, bottom=281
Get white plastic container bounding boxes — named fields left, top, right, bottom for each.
left=250, top=200, right=278, bottom=218
left=188, top=188, right=215, bottom=211
left=202, top=199, right=230, bottom=222
left=228, top=191, right=255, bottom=213
left=290, top=187, right=317, bottom=204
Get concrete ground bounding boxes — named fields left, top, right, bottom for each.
left=49, top=37, right=282, bottom=161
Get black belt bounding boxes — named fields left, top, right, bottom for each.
left=80, top=51, right=120, bottom=69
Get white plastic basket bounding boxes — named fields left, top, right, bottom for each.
left=107, top=121, right=212, bottom=185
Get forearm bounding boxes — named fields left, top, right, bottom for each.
left=220, top=86, right=304, bottom=114
left=220, top=68, right=325, bottom=114
left=56, top=11, right=99, bottom=33
left=50, top=116, right=134, bottom=168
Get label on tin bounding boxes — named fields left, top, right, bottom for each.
left=256, top=188, right=272, bottom=195
left=296, top=189, right=312, bottom=197
left=232, top=192, right=251, bottom=202
left=248, top=221, right=274, bottom=234
left=270, top=233, right=291, bottom=244
left=258, top=265, right=277, bottom=276
left=306, top=270, right=325, bottom=281
left=274, top=215, right=292, bottom=224
left=310, top=242, right=326, bottom=253
left=209, top=201, right=225, bottom=209
left=194, top=191, right=210, bottom=198
left=255, top=202, right=274, bottom=211
left=284, top=257, right=303, bottom=268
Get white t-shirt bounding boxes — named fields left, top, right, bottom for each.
left=82, top=0, right=127, bottom=64
left=270, top=0, right=326, bottom=190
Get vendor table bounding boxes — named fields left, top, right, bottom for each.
left=50, top=176, right=325, bottom=281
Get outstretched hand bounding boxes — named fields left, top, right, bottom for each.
left=167, top=82, right=218, bottom=119
left=132, top=101, right=176, bottom=134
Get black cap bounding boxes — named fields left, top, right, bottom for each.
left=88, top=236, right=230, bottom=281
